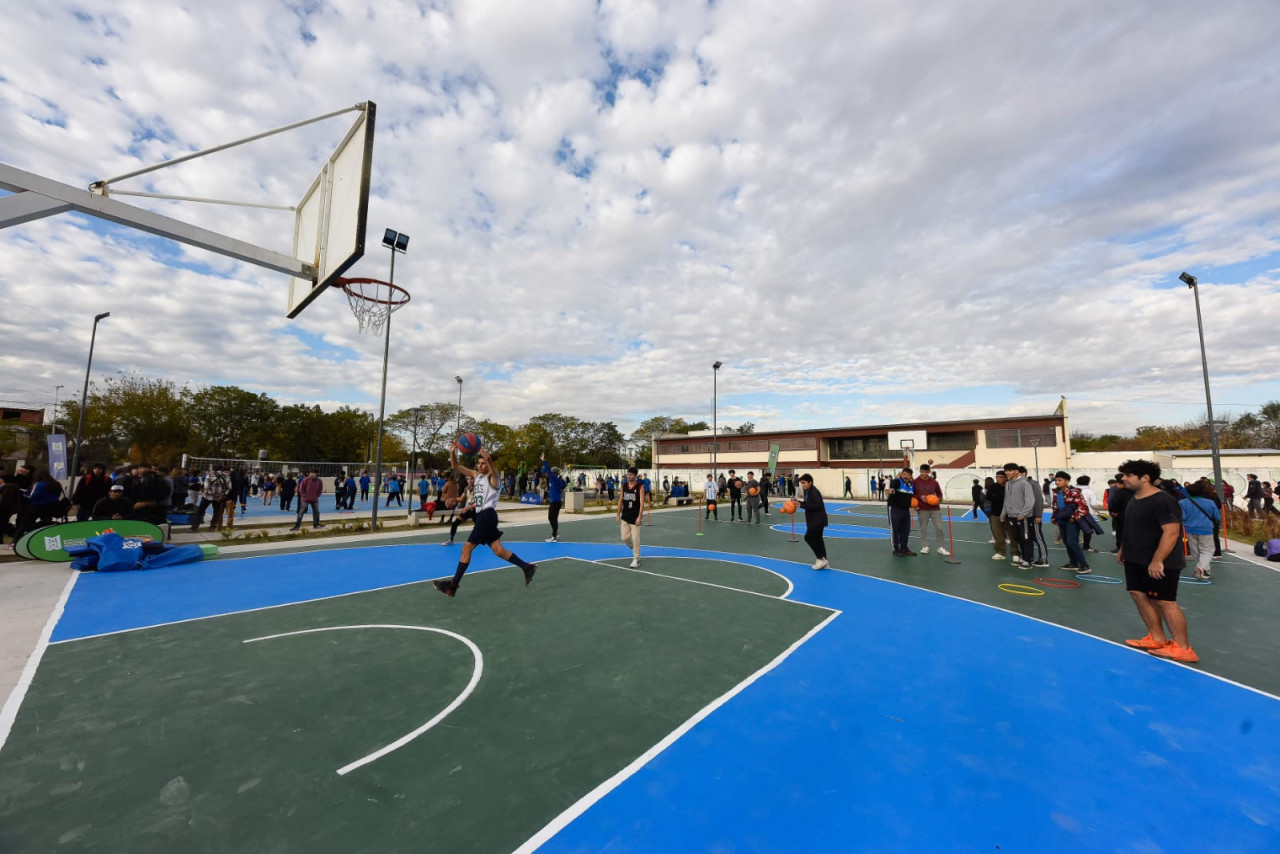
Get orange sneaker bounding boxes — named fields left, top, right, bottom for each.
left=1149, top=641, right=1199, bottom=663
left=1125, top=634, right=1168, bottom=650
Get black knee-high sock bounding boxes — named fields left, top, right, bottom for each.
left=505, top=551, right=531, bottom=570
left=451, top=560, right=469, bottom=586
left=450, top=516, right=462, bottom=538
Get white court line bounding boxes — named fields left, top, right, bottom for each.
left=619, top=554, right=796, bottom=599
left=587, top=558, right=833, bottom=612
left=50, top=555, right=584, bottom=647
left=243, top=624, right=483, bottom=776
left=0, top=570, right=78, bottom=751
left=511, top=608, right=841, bottom=854
left=824, top=565, right=1280, bottom=704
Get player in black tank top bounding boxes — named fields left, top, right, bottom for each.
left=616, top=466, right=647, bottom=567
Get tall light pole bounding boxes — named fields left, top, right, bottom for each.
left=69, top=312, right=109, bottom=496
left=454, top=375, right=463, bottom=437
left=52, top=384, right=64, bottom=433
left=371, top=228, right=409, bottom=529
left=1181, top=272, right=1225, bottom=492
left=712, top=361, right=722, bottom=486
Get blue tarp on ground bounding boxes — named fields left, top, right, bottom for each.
left=65, top=531, right=206, bottom=572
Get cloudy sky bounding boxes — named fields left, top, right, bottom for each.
left=3, top=0, right=1278, bottom=441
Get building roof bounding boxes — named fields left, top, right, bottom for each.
left=672, top=413, right=1063, bottom=439
left=1158, top=449, right=1280, bottom=457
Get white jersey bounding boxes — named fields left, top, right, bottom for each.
left=474, top=474, right=500, bottom=512
left=704, top=480, right=717, bottom=501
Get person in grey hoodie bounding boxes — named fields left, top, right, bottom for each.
left=1000, top=462, right=1037, bottom=566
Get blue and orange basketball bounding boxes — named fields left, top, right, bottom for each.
left=456, top=432, right=482, bottom=454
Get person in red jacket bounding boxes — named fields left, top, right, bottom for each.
left=290, top=470, right=327, bottom=530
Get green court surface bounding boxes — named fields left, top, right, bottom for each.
left=0, top=556, right=829, bottom=853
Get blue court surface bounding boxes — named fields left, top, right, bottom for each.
left=20, top=535, right=1279, bottom=853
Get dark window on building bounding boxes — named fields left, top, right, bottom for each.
left=927, top=431, right=977, bottom=451
left=984, top=427, right=1057, bottom=449
left=2, top=410, right=22, bottom=421
left=829, top=435, right=890, bottom=459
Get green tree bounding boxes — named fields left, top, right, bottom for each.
left=187, top=385, right=280, bottom=457
left=95, top=373, right=191, bottom=465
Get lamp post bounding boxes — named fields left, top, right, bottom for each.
left=454, top=376, right=463, bottom=437
left=52, top=384, right=64, bottom=434
left=1181, top=272, right=1225, bottom=493
left=712, top=361, right=722, bottom=485
left=69, top=312, right=109, bottom=497
left=371, top=228, right=409, bottom=529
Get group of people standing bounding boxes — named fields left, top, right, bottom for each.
left=701, top=469, right=782, bottom=524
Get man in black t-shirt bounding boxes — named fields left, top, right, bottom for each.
left=727, top=469, right=743, bottom=521
left=1116, top=459, right=1197, bottom=662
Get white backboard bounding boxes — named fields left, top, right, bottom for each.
left=287, top=102, right=376, bottom=317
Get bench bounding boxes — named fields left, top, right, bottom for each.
left=667, top=496, right=695, bottom=506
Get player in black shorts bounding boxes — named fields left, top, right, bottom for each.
left=1116, top=459, right=1196, bottom=662
left=433, top=443, right=536, bottom=598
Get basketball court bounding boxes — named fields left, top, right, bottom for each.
left=2, top=502, right=1277, bottom=852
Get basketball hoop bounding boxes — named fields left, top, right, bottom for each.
left=336, top=277, right=409, bottom=336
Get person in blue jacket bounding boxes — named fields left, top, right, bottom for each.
left=541, top=451, right=567, bottom=542
left=1179, top=482, right=1220, bottom=580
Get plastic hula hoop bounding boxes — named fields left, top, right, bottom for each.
left=1075, top=574, right=1123, bottom=584
left=998, top=583, right=1045, bottom=596
left=1034, top=577, right=1081, bottom=589
left=1181, top=577, right=1212, bottom=585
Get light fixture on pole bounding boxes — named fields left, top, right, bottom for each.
left=68, top=312, right=109, bottom=497
left=454, top=375, right=463, bottom=437
left=712, top=361, right=723, bottom=485
left=52, top=384, right=64, bottom=434
left=1181, top=271, right=1225, bottom=493
left=370, top=228, right=410, bottom=529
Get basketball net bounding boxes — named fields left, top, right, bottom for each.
left=339, top=277, right=410, bottom=336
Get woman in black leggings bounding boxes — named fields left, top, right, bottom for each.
left=798, top=474, right=830, bottom=570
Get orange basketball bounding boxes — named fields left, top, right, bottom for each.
left=910, top=497, right=919, bottom=509
left=749, top=487, right=759, bottom=496
left=925, top=494, right=940, bottom=506
left=781, top=500, right=797, bottom=514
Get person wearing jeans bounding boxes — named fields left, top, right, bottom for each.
left=1053, top=471, right=1091, bottom=573
left=1179, top=483, right=1220, bottom=579
left=291, top=470, right=326, bottom=530
left=888, top=467, right=916, bottom=557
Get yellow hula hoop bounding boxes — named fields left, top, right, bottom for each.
left=998, top=583, right=1045, bottom=597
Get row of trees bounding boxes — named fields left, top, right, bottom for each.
left=52, top=372, right=752, bottom=476
left=1071, top=402, right=1280, bottom=452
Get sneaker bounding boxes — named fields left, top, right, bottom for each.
left=544, top=536, right=559, bottom=543
left=443, top=538, right=454, bottom=546
left=1031, top=561, right=1050, bottom=568
left=901, top=549, right=917, bottom=556
left=630, top=558, right=639, bottom=568
left=1059, top=564, right=1080, bottom=570
left=1074, top=566, right=1092, bottom=575
left=288, top=526, right=299, bottom=532
left=1085, top=548, right=1100, bottom=553
left=937, top=547, right=950, bottom=556
left=988, top=538, right=996, bottom=544
left=991, top=553, right=1006, bottom=560
left=313, top=523, right=326, bottom=528
left=1125, top=634, right=1169, bottom=650
left=432, top=579, right=456, bottom=597
left=919, top=546, right=930, bottom=554
left=1149, top=641, right=1199, bottom=663
left=812, top=558, right=829, bottom=570
left=1053, top=538, right=1062, bottom=545
left=523, top=563, right=537, bottom=587
left=1012, top=558, right=1028, bottom=567
left=893, top=550, right=906, bottom=557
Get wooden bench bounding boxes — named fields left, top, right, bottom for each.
left=667, top=496, right=695, bottom=506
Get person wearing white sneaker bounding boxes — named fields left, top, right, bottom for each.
left=938, top=547, right=950, bottom=556
left=617, top=467, right=647, bottom=568
left=797, top=474, right=831, bottom=569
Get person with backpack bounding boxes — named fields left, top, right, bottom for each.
left=1179, top=482, right=1221, bottom=580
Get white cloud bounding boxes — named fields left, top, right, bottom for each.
left=3, top=0, right=1279, bottom=442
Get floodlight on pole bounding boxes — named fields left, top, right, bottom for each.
left=712, top=361, right=723, bottom=485
left=370, top=229, right=410, bottom=530
left=68, top=311, right=110, bottom=497
left=1181, top=271, right=1225, bottom=493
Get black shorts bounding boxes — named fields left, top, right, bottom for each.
left=706, top=499, right=717, bottom=508
left=467, top=508, right=503, bottom=546
left=1124, top=560, right=1181, bottom=602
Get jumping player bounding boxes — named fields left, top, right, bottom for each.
left=433, top=443, right=536, bottom=597
left=617, top=466, right=647, bottom=567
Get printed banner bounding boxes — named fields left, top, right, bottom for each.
left=767, top=442, right=781, bottom=475
left=46, top=433, right=68, bottom=480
